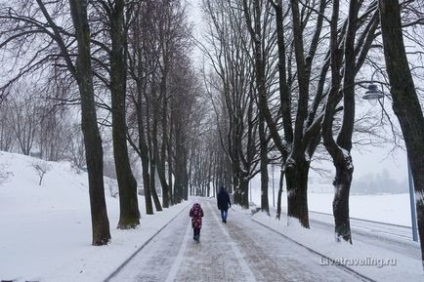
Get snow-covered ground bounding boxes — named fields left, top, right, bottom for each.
left=107, top=198, right=378, bottom=282
left=0, top=151, right=422, bottom=281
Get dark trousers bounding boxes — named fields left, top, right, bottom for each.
left=193, top=227, right=200, bottom=239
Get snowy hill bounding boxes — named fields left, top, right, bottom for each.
left=0, top=151, right=190, bottom=282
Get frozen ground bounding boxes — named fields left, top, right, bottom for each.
left=0, top=151, right=422, bottom=281
left=108, top=198, right=372, bottom=282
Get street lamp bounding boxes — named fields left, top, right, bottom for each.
left=363, top=83, right=385, bottom=105
left=362, top=83, right=418, bottom=242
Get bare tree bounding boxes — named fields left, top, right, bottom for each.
left=378, top=0, right=424, bottom=268
left=243, top=0, right=282, bottom=214
left=32, top=159, right=51, bottom=186
left=9, top=84, right=40, bottom=156
left=322, top=0, right=358, bottom=244
left=255, top=0, right=381, bottom=231
left=68, top=0, right=111, bottom=245
left=127, top=1, right=166, bottom=213
left=170, top=54, right=202, bottom=203
left=68, top=123, right=87, bottom=173
left=91, top=0, right=141, bottom=229
left=0, top=0, right=112, bottom=244
left=0, top=99, right=15, bottom=152
left=201, top=0, right=263, bottom=208
left=37, top=87, right=72, bottom=162
left=127, top=0, right=197, bottom=207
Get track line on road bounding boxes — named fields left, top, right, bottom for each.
left=206, top=200, right=257, bottom=282
left=251, top=217, right=377, bottom=282
left=103, top=203, right=191, bottom=282
left=164, top=220, right=192, bottom=282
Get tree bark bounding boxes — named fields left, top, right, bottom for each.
left=158, top=66, right=171, bottom=208
left=136, top=83, right=154, bottom=215
left=239, top=175, right=250, bottom=208
left=285, top=159, right=310, bottom=227
left=173, top=128, right=185, bottom=203
left=276, top=169, right=285, bottom=220
left=332, top=160, right=353, bottom=243
left=68, top=0, right=111, bottom=245
left=286, top=0, right=312, bottom=227
left=242, top=0, right=270, bottom=211
left=259, top=112, right=270, bottom=214
left=150, top=110, right=163, bottom=212
left=107, top=0, right=140, bottom=229
left=379, top=0, right=424, bottom=268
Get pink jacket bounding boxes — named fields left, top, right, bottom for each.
left=189, top=203, right=204, bottom=229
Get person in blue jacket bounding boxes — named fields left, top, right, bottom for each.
left=217, top=186, right=231, bottom=223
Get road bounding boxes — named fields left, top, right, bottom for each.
left=106, top=198, right=370, bottom=282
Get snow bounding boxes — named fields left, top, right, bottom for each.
left=306, top=191, right=413, bottom=227
left=208, top=203, right=256, bottom=281
left=0, top=151, right=422, bottom=281
left=164, top=223, right=191, bottom=282
left=251, top=211, right=422, bottom=281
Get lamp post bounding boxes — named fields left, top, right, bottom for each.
left=407, top=161, right=418, bottom=241
left=363, top=84, right=418, bottom=241
left=272, top=164, right=275, bottom=207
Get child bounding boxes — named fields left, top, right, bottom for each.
left=189, top=202, right=204, bottom=242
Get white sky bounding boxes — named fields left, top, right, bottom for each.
left=185, top=0, right=410, bottom=184
left=0, top=151, right=421, bottom=282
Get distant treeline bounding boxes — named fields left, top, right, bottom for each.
left=351, top=169, right=408, bottom=195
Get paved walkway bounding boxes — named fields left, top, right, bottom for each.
left=108, top=198, right=366, bottom=282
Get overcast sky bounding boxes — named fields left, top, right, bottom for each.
left=185, top=0, right=410, bottom=186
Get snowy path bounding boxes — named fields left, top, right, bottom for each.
left=106, top=199, right=366, bottom=282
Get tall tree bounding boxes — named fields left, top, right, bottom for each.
left=95, top=0, right=140, bottom=229
left=127, top=2, right=155, bottom=215
left=322, top=0, right=356, bottom=244
left=242, top=0, right=271, bottom=215
left=0, top=0, right=112, bottom=244
left=259, top=0, right=380, bottom=230
left=170, top=54, right=199, bottom=203
left=378, top=0, right=424, bottom=268
left=68, top=0, right=111, bottom=245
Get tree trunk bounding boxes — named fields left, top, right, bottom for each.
left=239, top=176, right=249, bottom=209
left=158, top=73, right=171, bottom=208
left=167, top=138, right=174, bottom=206
left=140, top=157, right=153, bottom=215
left=109, top=0, right=140, bottom=229
left=259, top=113, right=270, bottom=214
left=332, top=159, right=353, bottom=243
left=183, top=151, right=190, bottom=201
left=68, top=0, right=111, bottom=245
left=156, top=158, right=170, bottom=208
left=173, top=131, right=185, bottom=203
left=149, top=159, right=163, bottom=212
left=133, top=51, right=154, bottom=215
left=276, top=169, right=285, bottom=220
left=232, top=167, right=241, bottom=205
left=285, top=0, right=312, bottom=229
left=285, top=159, right=310, bottom=228
left=136, top=97, right=153, bottom=215
left=379, top=0, right=424, bottom=268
